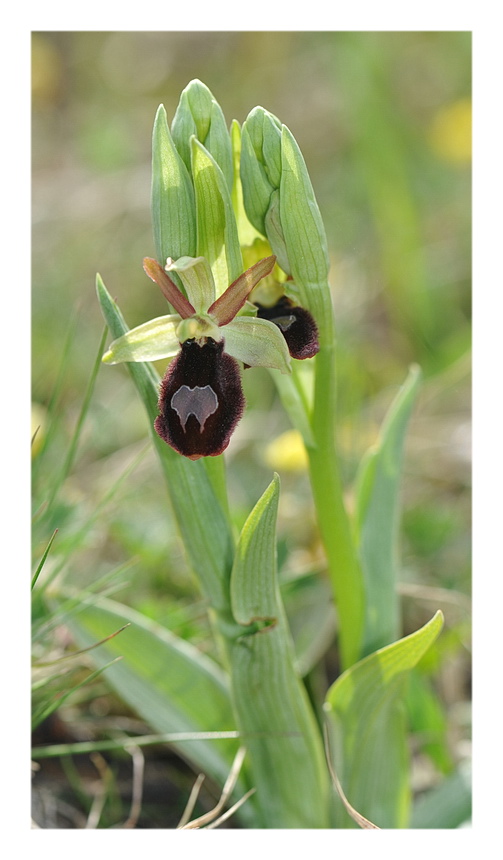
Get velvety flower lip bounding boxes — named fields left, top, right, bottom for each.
left=255, top=296, right=319, bottom=360
left=154, top=338, right=244, bottom=460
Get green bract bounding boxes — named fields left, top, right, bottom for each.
left=240, top=108, right=331, bottom=332
left=171, top=78, right=234, bottom=193
left=191, top=136, right=243, bottom=297
left=151, top=104, right=196, bottom=266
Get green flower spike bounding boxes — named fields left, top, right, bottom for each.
left=102, top=254, right=292, bottom=459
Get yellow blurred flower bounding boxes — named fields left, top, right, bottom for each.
left=428, top=98, right=472, bottom=165
left=264, top=428, right=308, bottom=472
left=32, top=34, right=63, bottom=105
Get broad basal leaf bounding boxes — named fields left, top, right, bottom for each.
left=324, top=610, right=444, bottom=828
left=355, top=364, right=422, bottom=655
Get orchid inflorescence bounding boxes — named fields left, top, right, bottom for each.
left=101, top=78, right=328, bottom=460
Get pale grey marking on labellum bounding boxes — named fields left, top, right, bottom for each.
left=171, top=385, right=219, bottom=433
left=271, top=314, right=296, bottom=332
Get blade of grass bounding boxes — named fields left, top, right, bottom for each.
left=45, top=326, right=108, bottom=513
left=32, top=305, right=81, bottom=465
left=34, top=442, right=150, bottom=598
left=32, top=657, right=122, bottom=730
left=32, top=730, right=242, bottom=760
left=31, top=528, right=58, bottom=590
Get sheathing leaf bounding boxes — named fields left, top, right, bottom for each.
left=229, top=475, right=330, bottom=828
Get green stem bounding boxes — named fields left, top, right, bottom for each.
left=202, top=454, right=231, bottom=522
left=306, top=337, right=365, bottom=671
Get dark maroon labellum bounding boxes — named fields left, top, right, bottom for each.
left=154, top=338, right=245, bottom=460
left=256, top=297, right=319, bottom=359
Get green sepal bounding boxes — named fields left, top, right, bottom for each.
left=102, top=314, right=181, bottom=364
left=165, top=255, right=216, bottom=313
left=191, top=137, right=243, bottom=297
left=171, top=79, right=233, bottom=192
left=223, top=316, right=291, bottom=375
left=151, top=104, right=196, bottom=265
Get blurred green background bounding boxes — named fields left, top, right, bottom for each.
left=32, top=31, right=471, bottom=824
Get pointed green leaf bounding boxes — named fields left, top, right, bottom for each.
left=151, top=104, right=196, bottom=264
left=65, top=597, right=244, bottom=795
left=228, top=475, right=330, bottom=828
left=355, top=364, right=422, bottom=655
left=223, top=317, right=291, bottom=375
left=325, top=610, right=444, bottom=828
left=191, top=137, right=243, bottom=296
left=102, top=314, right=180, bottom=364
left=230, top=474, right=281, bottom=624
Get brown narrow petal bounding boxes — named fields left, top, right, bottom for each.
left=208, top=255, right=276, bottom=326
left=143, top=257, right=195, bottom=319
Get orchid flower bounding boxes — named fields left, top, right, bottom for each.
left=102, top=254, right=295, bottom=459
